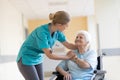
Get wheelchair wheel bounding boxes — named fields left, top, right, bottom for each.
left=93, top=74, right=105, bottom=80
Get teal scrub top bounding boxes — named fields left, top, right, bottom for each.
left=16, top=23, right=66, bottom=65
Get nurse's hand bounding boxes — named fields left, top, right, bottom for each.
left=66, top=51, right=75, bottom=59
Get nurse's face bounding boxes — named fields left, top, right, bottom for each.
left=57, top=23, right=69, bottom=32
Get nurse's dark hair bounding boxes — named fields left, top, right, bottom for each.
left=49, top=11, right=70, bottom=25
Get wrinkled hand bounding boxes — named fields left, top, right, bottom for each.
left=70, top=55, right=77, bottom=62
left=63, top=72, right=72, bottom=80
left=66, top=51, right=76, bottom=59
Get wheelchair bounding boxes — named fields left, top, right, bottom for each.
left=50, top=56, right=106, bottom=80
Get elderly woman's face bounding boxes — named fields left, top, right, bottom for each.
left=75, top=34, right=87, bottom=46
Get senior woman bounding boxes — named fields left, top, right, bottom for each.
left=56, top=30, right=97, bottom=80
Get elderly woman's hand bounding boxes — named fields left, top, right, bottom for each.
left=63, top=72, right=72, bottom=80
left=70, top=55, right=78, bottom=62
left=66, top=51, right=76, bottom=59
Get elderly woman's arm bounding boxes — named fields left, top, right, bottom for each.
left=71, top=55, right=91, bottom=69
left=56, top=66, right=72, bottom=80
left=56, top=60, right=72, bottom=80
left=71, top=50, right=97, bottom=69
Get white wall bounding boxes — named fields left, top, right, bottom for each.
left=0, top=0, right=26, bottom=55
left=96, top=0, right=120, bottom=48
left=87, top=16, right=97, bottom=51
left=0, top=0, right=27, bottom=80
left=95, top=0, right=120, bottom=80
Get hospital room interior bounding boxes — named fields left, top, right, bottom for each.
left=0, top=0, right=120, bottom=80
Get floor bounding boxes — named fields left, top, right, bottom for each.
left=1, top=55, right=120, bottom=80
left=0, top=58, right=52, bottom=80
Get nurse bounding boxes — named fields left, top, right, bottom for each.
left=16, top=11, right=77, bottom=80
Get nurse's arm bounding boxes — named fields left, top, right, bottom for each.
left=62, top=41, right=77, bottom=50
left=42, top=48, right=74, bottom=60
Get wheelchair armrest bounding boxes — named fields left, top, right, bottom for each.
left=52, top=71, right=61, bottom=76
left=94, top=70, right=106, bottom=75
left=50, top=71, right=62, bottom=80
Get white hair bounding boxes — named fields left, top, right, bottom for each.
left=76, top=30, right=92, bottom=44
left=75, top=30, right=93, bottom=50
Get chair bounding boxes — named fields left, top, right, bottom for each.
left=50, top=56, right=106, bottom=80
left=91, top=56, right=106, bottom=80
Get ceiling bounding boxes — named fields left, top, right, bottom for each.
left=8, top=0, right=95, bottom=19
